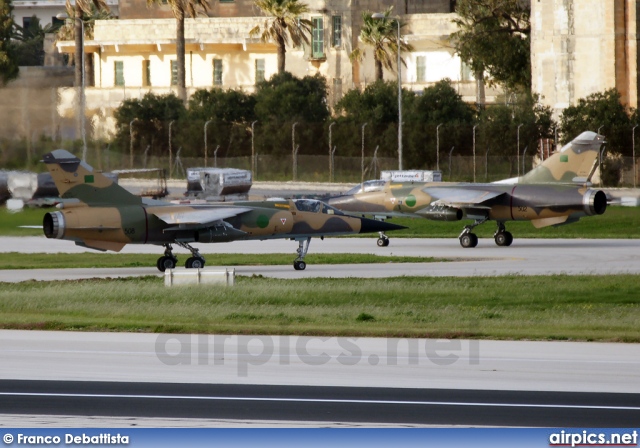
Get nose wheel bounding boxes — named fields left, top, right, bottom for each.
left=293, top=237, right=311, bottom=270
left=376, top=231, right=390, bottom=247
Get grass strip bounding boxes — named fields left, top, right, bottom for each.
left=0, top=275, right=638, bottom=342
left=0, top=253, right=446, bottom=270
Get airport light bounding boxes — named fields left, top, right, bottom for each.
left=251, top=120, right=258, bottom=176
left=372, top=12, right=402, bottom=170
left=633, top=125, right=638, bottom=188
left=361, top=122, right=368, bottom=186
left=472, top=125, right=477, bottom=182
left=328, top=122, right=336, bottom=182
left=168, top=120, right=174, bottom=178
left=57, top=12, right=86, bottom=162
left=436, top=123, right=443, bottom=171
left=204, top=120, right=213, bottom=167
left=517, top=123, right=523, bottom=176
left=292, top=122, right=298, bottom=181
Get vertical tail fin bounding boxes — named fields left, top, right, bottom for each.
left=519, top=131, right=605, bottom=184
left=42, top=150, right=141, bottom=205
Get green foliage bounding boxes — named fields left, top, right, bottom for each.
left=10, top=15, right=60, bottom=66
left=559, top=89, right=631, bottom=151
left=471, top=92, right=554, bottom=177
left=0, top=0, right=19, bottom=85
left=112, top=93, right=187, bottom=157
left=451, top=0, right=531, bottom=89
left=559, top=89, right=634, bottom=186
left=249, top=0, right=312, bottom=73
left=406, top=80, right=476, bottom=167
left=350, top=6, right=414, bottom=81
left=253, top=72, right=329, bottom=156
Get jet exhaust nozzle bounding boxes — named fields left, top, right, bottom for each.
left=583, top=189, right=607, bottom=216
left=43, top=211, right=65, bottom=239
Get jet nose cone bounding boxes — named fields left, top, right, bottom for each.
left=359, top=217, right=406, bottom=234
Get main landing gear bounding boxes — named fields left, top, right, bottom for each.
left=156, top=242, right=206, bottom=272
left=377, top=231, right=390, bottom=247
left=458, top=219, right=513, bottom=248
left=493, top=223, right=513, bottom=247
left=293, top=237, right=311, bottom=270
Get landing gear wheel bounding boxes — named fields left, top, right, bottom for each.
left=377, top=237, right=390, bottom=247
left=157, top=256, right=177, bottom=272
left=495, top=231, right=513, bottom=247
left=293, top=260, right=306, bottom=271
left=459, top=233, right=478, bottom=248
left=185, top=257, right=206, bottom=269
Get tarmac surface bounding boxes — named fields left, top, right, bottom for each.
left=0, top=236, right=639, bottom=281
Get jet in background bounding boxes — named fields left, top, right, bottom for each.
left=328, top=131, right=607, bottom=248
left=41, top=150, right=404, bottom=271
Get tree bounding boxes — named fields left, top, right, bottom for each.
left=113, top=93, right=187, bottom=157
left=559, top=89, right=631, bottom=153
left=349, top=7, right=413, bottom=81
left=147, top=0, right=209, bottom=102
left=451, top=0, right=531, bottom=91
left=333, top=80, right=414, bottom=160
left=185, top=88, right=257, bottom=159
left=406, top=79, right=476, bottom=168
left=0, top=0, right=19, bottom=85
left=253, top=72, right=329, bottom=156
left=249, top=0, right=312, bottom=74
left=56, top=3, right=114, bottom=84
left=12, top=15, right=62, bottom=66
left=63, top=0, right=111, bottom=90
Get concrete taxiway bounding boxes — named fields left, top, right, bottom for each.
left=0, top=237, right=639, bottom=281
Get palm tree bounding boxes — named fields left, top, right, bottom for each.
left=249, top=0, right=312, bottom=74
left=61, top=0, right=110, bottom=90
left=147, top=0, right=209, bottom=102
left=56, top=3, right=114, bottom=85
left=350, top=6, right=414, bottom=81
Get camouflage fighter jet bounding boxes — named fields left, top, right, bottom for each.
left=41, top=149, right=404, bottom=271
left=328, top=131, right=607, bottom=248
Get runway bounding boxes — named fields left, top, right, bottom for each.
left=1, top=380, right=638, bottom=427
left=1, top=330, right=639, bottom=426
left=0, top=237, right=639, bottom=281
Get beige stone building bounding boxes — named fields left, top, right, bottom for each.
left=54, top=0, right=499, bottom=137
left=531, top=0, right=640, bottom=117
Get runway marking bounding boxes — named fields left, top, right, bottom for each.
left=1, top=392, right=639, bottom=411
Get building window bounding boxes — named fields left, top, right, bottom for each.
left=114, top=61, right=124, bottom=86
left=312, top=17, right=324, bottom=59
left=461, top=61, right=472, bottom=81
left=255, top=59, right=265, bottom=84
left=416, top=56, right=426, bottom=82
left=333, top=78, right=342, bottom=106
left=22, top=17, right=32, bottom=29
left=213, top=59, right=223, bottom=86
left=51, top=16, right=65, bottom=28
left=142, top=60, right=151, bottom=87
left=170, top=60, right=178, bottom=85
left=332, top=16, right=341, bottom=47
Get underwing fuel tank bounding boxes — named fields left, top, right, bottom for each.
left=415, top=205, right=463, bottom=221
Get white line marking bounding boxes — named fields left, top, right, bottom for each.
left=0, top=392, right=638, bottom=411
